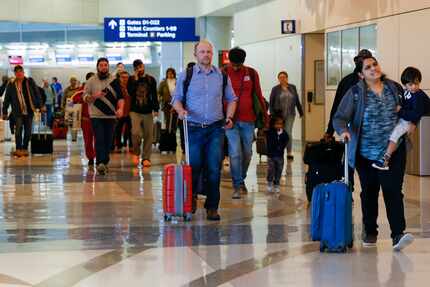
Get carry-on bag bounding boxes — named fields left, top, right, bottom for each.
left=310, top=141, right=353, bottom=253
left=162, top=117, right=193, bottom=221
left=256, top=128, right=267, bottom=162
left=159, top=114, right=177, bottom=153
left=52, top=117, right=68, bottom=140
left=31, top=113, right=53, bottom=155
left=303, top=139, right=344, bottom=202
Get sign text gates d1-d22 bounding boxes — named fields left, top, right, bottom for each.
left=104, top=17, right=200, bottom=42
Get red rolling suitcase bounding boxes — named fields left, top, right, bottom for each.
left=163, top=117, right=193, bottom=222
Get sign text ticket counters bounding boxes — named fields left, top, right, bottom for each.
left=104, top=18, right=199, bottom=42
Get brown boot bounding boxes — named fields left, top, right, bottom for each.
left=206, top=209, right=221, bottom=221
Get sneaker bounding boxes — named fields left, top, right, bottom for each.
left=96, top=163, right=107, bottom=175
left=206, top=209, right=221, bottom=221
left=240, top=184, right=248, bottom=194
left=372, top=160, right=389, bottom=171
left=12, top=150, right=21, bottom=157
left=267, top=183, right=273, bottom=193
left=232, top=189, right=241, bottom=199
left=21, top=150, right=29, bottom=157
left=274, top=185, right=280, bottom=193
left=393, top=233, right=414, bottom=252
left=142, top=159, right=151, bottom=167
left=362, top=233, right=377, bottom=247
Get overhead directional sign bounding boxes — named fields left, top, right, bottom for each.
left=104, top=17, right=200, bottom=42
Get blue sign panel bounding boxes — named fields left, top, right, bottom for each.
left=107, top=55, right=122, bottom=62
left=29, top=57, right=45, bottom=63
left=104, top=18, right=200, bottom=42
left=78, top=56, right=94, bottom=62
left=56, top=56, right=72, bottom=63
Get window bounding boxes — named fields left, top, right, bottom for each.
left=327, top=31, right=341, bottom=86
left=326, top=24, right=377, bottom=86
left=359, top=24, right=377, bottom=55
left=341, top=28, right=359, bottom=78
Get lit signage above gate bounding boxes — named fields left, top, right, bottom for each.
left=104, top=18, right=200, bottom=42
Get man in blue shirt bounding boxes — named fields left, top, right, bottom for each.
left=172, top=40, right=237, bottom=221
left=51, top=77, right=63, bottom=110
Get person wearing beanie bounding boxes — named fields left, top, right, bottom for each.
left=128, top=59, right=159, bottom=168
left=325, top=49, right=373, bottom=137
left=224, top=47, right=269, bottom=199
left=84, top=57, right=124, bottom=175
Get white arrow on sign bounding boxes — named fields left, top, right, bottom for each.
left=108, top=19, right=118, bottom=30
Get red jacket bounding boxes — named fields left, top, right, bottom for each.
left=225, top=65, right=268, bottom=125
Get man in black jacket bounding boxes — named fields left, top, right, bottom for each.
left=2, top=65, right=42, bottom=157
left=325, top=49, right=373, bottom=137
left=128, top=59, right=159, bottom=167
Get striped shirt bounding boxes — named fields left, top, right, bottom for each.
left=359, top=85, right=398, bottom=160
left=84, top=74, right=119, bottom=119
left=172, top=65, right=237, bottom=125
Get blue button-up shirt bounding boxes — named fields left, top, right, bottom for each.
left=172, top=65, right=237, bottom=125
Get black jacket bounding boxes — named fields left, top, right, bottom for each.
left=128, top=74, right=160, bottom=114
left=2, top=77, right=42, bottom=117
left=269, top=84, right=303, bottom=118
left=326, top=72, right=360, bottom=135
left=266, top=128, right=289, bottom=158
left=399, top=90, right=428, bottom=124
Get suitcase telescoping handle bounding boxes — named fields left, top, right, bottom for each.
left=344, top=139, right=349, bottom=186
left=183, top=116, right=190, bottom=165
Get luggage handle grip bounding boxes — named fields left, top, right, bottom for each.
left=343, top=139, right=349, bottom=186
left=183, top=180, right=188, bottom=202
left=183, top=116, right=190, bottom=165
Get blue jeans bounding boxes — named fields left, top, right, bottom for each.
left=91, top=118, right=116, bottom=165
left=225, top=121, right=255, bottom=189
left=44, top=104, right=53, bottom=128
left=284, top=116, right=295, bottom=153
left=188, top=121, right=225, bottom=210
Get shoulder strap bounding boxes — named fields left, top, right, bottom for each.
left=183, top=67, right=194, bottom=108
left=222, top=70, right=227, bottom=99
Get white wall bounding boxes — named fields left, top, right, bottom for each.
left=0, top=0, right=99, bottom=23
left=241, top=35, right=303, bottom=141
left=99, top=0, right=198, bottom=19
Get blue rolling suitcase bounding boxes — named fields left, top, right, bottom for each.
left=310, top=142, right=353, bottom=253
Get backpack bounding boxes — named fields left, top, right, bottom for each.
left=182, top=67, right=228, bottom=109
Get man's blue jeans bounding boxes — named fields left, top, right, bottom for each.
left=91, top=118, right=115, bottom=165
left=225, top=121, right=255, bottom=189
left=188, top=121, right=225, bottom=210
left=44, top=104, right=53, bottom=128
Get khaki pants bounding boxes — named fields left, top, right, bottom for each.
left=130, top=112, right=153, bottom=160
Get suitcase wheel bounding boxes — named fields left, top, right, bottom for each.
left=183, top=213, right=192, bottom=222
left=164, top=215, right=172, bottom=222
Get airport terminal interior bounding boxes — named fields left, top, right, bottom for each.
left=1, top=0, right=430, bottom=286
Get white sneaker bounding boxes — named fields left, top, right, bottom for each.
left=393, top=233, right=414, bottom=252
left=274, top=185, right=280, bottom=193
left=267, top=183, right=273, bottom=193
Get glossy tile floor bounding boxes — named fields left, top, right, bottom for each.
left=0, top=134, right=429, bottom=287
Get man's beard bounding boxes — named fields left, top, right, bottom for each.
left=138, top=70, right=145, bottom=77
left=97, top=71, right=109, bottom=80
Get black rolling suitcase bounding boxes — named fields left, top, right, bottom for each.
left=31, top=113, right=53, bottom=155
left=159, top=114, right=177, bottom=153
left=303, top=139, right=344, bottom=202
